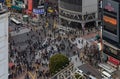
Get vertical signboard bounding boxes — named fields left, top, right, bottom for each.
left=102, top=0, right=119, bottom=42
left=28, top=0, right=32, bottom=11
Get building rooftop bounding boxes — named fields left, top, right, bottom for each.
left=78, top=64, right=102, bottom=79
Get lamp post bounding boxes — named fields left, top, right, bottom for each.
left=97, top=25, right=103, bottom=63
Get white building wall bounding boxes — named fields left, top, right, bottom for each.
left=82, top=0, right=98, bottom=14
left=0, top=13, right=9, bottom=79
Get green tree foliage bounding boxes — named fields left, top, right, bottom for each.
left=49, top=54, right=69, bottom=75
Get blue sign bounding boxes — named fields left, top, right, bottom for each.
left=33, top=8, right=45, bottom=14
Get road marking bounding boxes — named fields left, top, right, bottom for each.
left=28, top=71, right=36, bottom=79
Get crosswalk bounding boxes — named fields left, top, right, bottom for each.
left=28, top=71, right=37, bottom=79
left=10, top=28, right=30, bottom=36
left=70, top=55, right=83, bottom=68
left=69, top=37, right=91, bottom=49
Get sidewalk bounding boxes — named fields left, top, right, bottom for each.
left=82, top=32, right=97, bottom=39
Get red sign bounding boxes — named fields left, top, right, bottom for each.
left=105, top=3, right=114, bottom=12
left=108, top=57, right=120, bottom=65
left=28, top=0, right=33, bottom=11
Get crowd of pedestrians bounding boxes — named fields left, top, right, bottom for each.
left=79, top=42, right=101, bottom=67
left=9, top=27, right=49, bottom=79
left=9, top=21, right=99, bottom=79
left=9, top=28, right=78, bottom=79
left=8, top=2, right=100, bottom=79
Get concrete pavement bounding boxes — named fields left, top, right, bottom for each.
left=70, top=55, right=83, bottom=68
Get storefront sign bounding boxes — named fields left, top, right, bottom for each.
left=103, top=0, right=118, bottom=13
left=33, top=8, right=45, bottom=14
left=108, top=57, right=120, bottom=65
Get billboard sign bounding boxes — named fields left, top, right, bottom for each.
left=103, top=0, right=118, bottom=13
left=103, top=15, right=117, bottom=35
left=102, top=0, right=119, bottom=42
left=28, top=0, right=32, bottom=11
left=105, top=3, right=114, bottom=12
left=33, top=8, right=45, bottom=14
left=33, top=6, right=45, bottom=14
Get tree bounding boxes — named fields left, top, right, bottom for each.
left=49, top=54, right=69, bottom=75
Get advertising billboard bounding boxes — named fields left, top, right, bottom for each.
left=102, top=0, right=119, bottom=42
left=33, top=6, right=45, bottom=14
left=28, top=0, right=32, bottom=11
left=33, top=8, right=45, bottom=14
left=103, top=15, right=117, bottom=35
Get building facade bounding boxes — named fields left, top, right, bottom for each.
left=0, top=4, right=9, bottom=79
left=58, top=0, right=99, bottom=29
left=102, top=0, right=120, bottom=68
